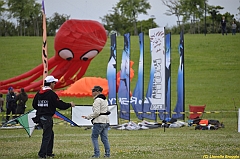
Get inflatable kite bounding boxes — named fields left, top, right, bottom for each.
left=56, top=61, right=135, bottom=97
left=0, top=19, right=107, bottom=93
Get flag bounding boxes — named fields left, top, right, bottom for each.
left=148, top=27, right=166, bottom=111
left=172, top=30, right=185, bottom=119
left=107, top=33, right=117, bottom=105
left=158, top=33, right=171, bottom=120
left=42, top=0, right=48, bottom=84
left=143, top=28, right=166, bottom=120
left=118, top=33, right=130, bottom=120
left=131, top=32, right=144, bottom=120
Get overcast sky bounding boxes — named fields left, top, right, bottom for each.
left=38, top=0, right=239, bottom=27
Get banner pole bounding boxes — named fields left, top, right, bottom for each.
left=41, top=0, right=48, bottom=85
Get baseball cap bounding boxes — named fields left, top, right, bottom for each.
left=44, top=75, right=58, bottom=83
left=8, top=87, right=13, bottom=91
left=91, top=86, right=103, bottom=92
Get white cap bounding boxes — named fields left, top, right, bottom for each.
left=44, top=75, right=58, bottom=83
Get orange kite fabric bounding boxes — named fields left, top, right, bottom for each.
left=56, top=61, right=135, bottom=98
left=57, top=77, right=109, bottom=97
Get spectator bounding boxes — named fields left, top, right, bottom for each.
left=16, top=88, right=28, bottom=115
left=6, top=87, right=17, bottom=121
left=232, top=21, right=237, bottom=35
left=0, top=93, right=4, bottom=112
left=221, top=16, right=227, bottom=35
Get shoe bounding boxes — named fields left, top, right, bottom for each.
left=104, top=155, right=110, bottom=158
left=47, top=154, right=55, bottom=158
left=38, top=155, right=46, bottom=159
left=91, top=155, right=100, bottom=158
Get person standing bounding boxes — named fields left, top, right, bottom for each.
left=16, top=88, right=28, bottom=115
left=221, top=16, right=227, bottom=35
left=232, top=21, right=237, bottom=35
left=82, top=86, right=110, bottom=158
left=0, top=93, right=4, bottom=112
left=32, top=75, right=75, bottom=159
left=6, top=87, right=17, bottom=121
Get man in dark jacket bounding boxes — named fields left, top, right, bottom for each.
left=32, top=75, right=75, bottom=158
left=16, top=88, right=28, bottom=115
left=6, top=87, right=17, bottom=121
left=221, top=16, right=227, bottom=35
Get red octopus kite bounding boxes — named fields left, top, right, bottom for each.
left=0, top=19, right=107, bottom=93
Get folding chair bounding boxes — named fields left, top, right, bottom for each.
left=188, top=105, right=206, bottom=119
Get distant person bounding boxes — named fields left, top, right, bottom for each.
left=231, top=21, right=237, bottom=35
left=32, top=75, right=75, bottom=159
left=6, top=87, right=17, bottom=121
left=82, top=86, right=111, bottom=158
left=0, top=93, right=4, bottom=112
left=16, top=88, right=28, bottom=115
left=221, top=16, right=227, bottom=35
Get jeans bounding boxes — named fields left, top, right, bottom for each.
left=91, top=123, right=110, bottom=157
left=232, top=29, right=236, bottom=35
left=38, top=115, right=54, bottom=158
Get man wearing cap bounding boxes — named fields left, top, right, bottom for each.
left=82, top=86, right=110, bottom=158
left=32, top=75, right=75, bottom=159
left=6, top=87, right=17, bottom=121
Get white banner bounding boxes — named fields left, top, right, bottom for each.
left=72, top=105, right=118, bottom=126
left=149, top=27, right=166, bottom=110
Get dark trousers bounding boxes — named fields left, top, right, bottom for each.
left=6, top=105, right=17, bottom=121
left=222, top=27, right=227, bottom=35
left=38, top=115, right=54, bottom=158
left=16, top=104, right=26, bottom=115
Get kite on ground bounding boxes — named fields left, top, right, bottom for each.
left=1, top=109, right=78, bottom=137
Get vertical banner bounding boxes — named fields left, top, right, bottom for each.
left=158, top=33, right=171, bottom=120
left=131, top=32, right=144, bottom=120
left=149, top=28, right=166, bottom=111
left=107, top=33, right=117, bottom=105
left=118, top=33, right=130, bottom=120
left=172, top=30, right=185, bottom=119
left=41, top=0, right=48, bottom=84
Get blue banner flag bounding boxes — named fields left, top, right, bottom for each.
left=131, top=33, right=144, bottom=120
left=158, top=33, right=171, bottom=120
left=107, top=33, right=117, bottom=105
left=118, top=33, right=131, bottom=120
left=172, top=31, right=185, bottom=119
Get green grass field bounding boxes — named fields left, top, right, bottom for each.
left=0, top=33, right=240, bottom=159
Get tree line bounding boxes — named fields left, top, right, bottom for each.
left=0, top=0, right=239, bottom=36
